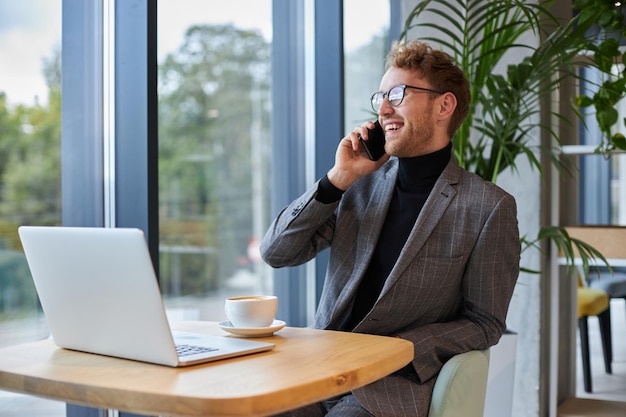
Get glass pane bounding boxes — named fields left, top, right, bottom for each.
left=612, top=63, right=626, bottom=224
left=0, top=0, right=64, bottom=414
left=611, top=154, right=626, bottom=224
left=578, top=63, right=626, bottom=225
left=157, top=1, right=273, bottom=322
left=343, top=0, right=390, bottom=132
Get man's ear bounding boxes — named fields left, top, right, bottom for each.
left=437, top=92, right=457, bottom=121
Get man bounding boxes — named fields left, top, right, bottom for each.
left=260, top=40, right=520, bottom=417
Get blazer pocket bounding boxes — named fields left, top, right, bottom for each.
left=406, top=255, right=465, bottom=291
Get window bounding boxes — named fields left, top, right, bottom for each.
left=0, top=1, right=395, bottom=415
left=343, top=0, right=390, bottom=131
left=0, top=0, right=64, bottom=414
left=157, top=0, right=273, bottom=322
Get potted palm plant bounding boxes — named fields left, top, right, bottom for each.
left=399, top=0, right=625, bottom=272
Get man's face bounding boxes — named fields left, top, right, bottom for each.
left=376, top=67, right=446, bottom=158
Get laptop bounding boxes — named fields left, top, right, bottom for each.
left=18, top=225, right=274, bottom=367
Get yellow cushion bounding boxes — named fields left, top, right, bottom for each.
left=577, top=288, right=609, bottom=318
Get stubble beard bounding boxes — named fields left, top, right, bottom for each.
left=387, top=108, right=435, bottom=158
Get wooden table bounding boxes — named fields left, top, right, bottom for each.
left=0, top=321, right=413, bottom=417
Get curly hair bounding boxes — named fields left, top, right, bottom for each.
left=386, top=40, right=470, bottom=137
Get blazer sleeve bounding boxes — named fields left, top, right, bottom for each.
left=259, top=181, right=339, bottom=267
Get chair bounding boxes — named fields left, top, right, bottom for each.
left=586, top=265, right=626, bottom=375
left=428, top=349, right=490, bottom=417
left=577, top=282, right=612, bottom=393
left=564, top=226, right=626, bottom=392
left=587, top=266, right=626, bottom=338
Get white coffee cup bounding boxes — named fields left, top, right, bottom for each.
left=224, top=295, right=278, bottom=328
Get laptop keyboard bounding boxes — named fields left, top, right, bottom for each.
left=176, top=344, right=219, bottom=357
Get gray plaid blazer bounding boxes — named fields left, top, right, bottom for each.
left=260, top=156, right=520, bottom=417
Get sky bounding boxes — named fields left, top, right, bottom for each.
left=157, top=0, right=274, bottom=62
left=0, top=0, right=61, bottom=106
left=0, top=0, right=388, bottom=107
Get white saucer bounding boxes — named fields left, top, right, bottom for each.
left=218, top=320, right=286, bottom=337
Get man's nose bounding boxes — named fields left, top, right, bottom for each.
left=377, top=97, right=394, bottom=116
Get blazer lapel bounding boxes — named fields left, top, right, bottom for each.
left=328, top=162, right=398, bottom=325
left=379, top=159, right=460, bottom=295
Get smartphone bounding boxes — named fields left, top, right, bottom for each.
left=359, top=120, right=386, bottom=161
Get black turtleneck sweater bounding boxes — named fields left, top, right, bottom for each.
left=316, top=143, right=452, bottom=331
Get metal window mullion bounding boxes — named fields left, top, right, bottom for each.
left=313, top=0, right=343, bottom=307
left=271, top=0, right=309, bottom=326
left=103, top=0, right=116, bottom=228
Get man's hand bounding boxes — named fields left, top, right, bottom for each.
left=326, top=121, right=390, bottom=190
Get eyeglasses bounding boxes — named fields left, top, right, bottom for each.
left=370, top=84, right=445, bottom=112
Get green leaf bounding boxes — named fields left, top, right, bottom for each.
left=576, top=95, right=593, bottom=107
left=598, top=38, right=620, bottom=57
left=577, top=6, right=601, bottom=27
left=612, top=133, right=626, bottom=150
left=536, top=226, right=611, bottom=278
left=572, top=0, right=594, bottom=9
left=608, top=9, right=625, bottom=30
left=594, top=50, right=614, bottom=73
left=597, top=107, right=619, bottom=130
left=598, top=9, right=615, bottom=27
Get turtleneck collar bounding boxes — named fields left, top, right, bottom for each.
left=397, top=142, right=452, bottom=190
